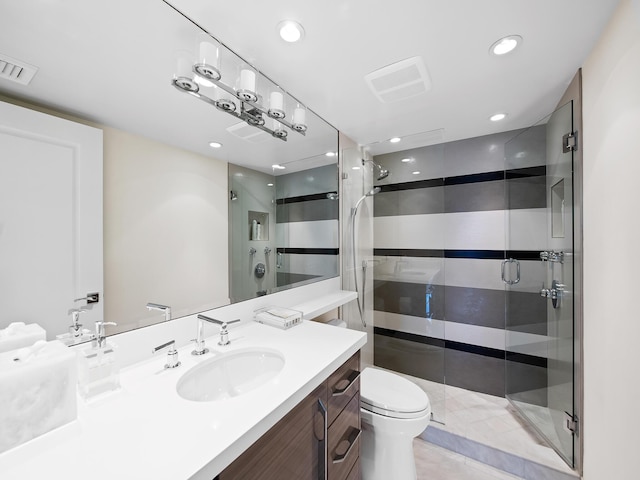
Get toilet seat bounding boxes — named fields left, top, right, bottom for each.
left=360, top=367, right=430, bottom=419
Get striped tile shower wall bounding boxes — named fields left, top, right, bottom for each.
left=275, top=164, right=339, bottom=287
left=371, top=128, right=549, bottom=399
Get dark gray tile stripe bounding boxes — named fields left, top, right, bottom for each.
left=276, top=198, right=338, bottom=223
left=373, top=280, right=547, bottom=334
left=374, top=328, right=547, bottom=399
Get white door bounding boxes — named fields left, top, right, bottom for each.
left=0, top=100, right=103, bottom=340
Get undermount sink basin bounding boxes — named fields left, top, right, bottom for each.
left=176, top=348, right=285, bottom=402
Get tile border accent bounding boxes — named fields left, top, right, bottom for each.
left=275, top=191, right=337, bottom=204
left=276, top=247, right=339, bottom=255
left=377, top=165, right=546, bottom=193
left=374, top=248, right=542, bottom=260
left=421, top=425, right=579, bottom=480
left=374, top=327, right=547, bottom=368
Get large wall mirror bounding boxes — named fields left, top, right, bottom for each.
left=0, top=0, right=338, bottom=343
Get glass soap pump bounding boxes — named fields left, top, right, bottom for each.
left=77, top=321, right=120, bottom=399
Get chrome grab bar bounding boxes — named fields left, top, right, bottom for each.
left=501, top=258, right=520, bottom=285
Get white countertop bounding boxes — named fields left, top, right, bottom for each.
left=0, top=320, right=366, bottom=480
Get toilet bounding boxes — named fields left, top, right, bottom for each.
left=326, top=319, right=431, bottom=480
left=360, top=367, right=431, bottom=480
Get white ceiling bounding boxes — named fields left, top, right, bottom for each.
left=0, top=0, right=620, bottom=169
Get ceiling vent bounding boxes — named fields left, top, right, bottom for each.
left=226, top=121, right=270, bottom=143
left=0, top=53, right=38, bottom=85
left=365, top=56, right=431, bottom=103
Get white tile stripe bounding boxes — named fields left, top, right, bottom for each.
left=373, top=209, right=547, bottom=251
left=276, top=219, right=338, bottom=249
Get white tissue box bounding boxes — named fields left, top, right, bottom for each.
left=0, top=340, right=77, bottom=453
left=254, top=306, right=303, bottom=329
left=0, top=322, right=46, bottom=353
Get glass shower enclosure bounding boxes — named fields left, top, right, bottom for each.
left=503, top=101, right=577, bottom=467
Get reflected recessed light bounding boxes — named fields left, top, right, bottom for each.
left=401, top=158, right=412, bottom=163
left=352, top=166, right=361, bottom=170
left=412, top=171, right=421, bottom=175
left=490, top=113, right=507, bottom=122
left=389, top=137, right=402, bottom=143
left=267, top=183, right=274, bottom=187
left=272, top=164, right=286, bottom=170
left=209, top=141, right=222, bottom=148
left=325, top=151, right=337, bottom=157
left=490, top=35, right=522, bottom=56
left=277, top=20, right=305, bottom=43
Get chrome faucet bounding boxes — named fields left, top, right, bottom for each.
left=152, top=339, right=180, bottom=369
left=196, top=314, right=241, bottom=348
left=146, top=303, right=171, bottom=322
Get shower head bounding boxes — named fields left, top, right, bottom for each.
left=362, top=160, right=390, bottom=181
left=367, top=187, right=381, bottom=196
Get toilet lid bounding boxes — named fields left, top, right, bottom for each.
left=360, top=367, right=430, bottom=419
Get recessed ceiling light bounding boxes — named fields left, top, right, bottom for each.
left=267, top=183, right=274, bottom=187
left=272, top=164, right=286, bottom=170
left=412, top=171, right=421, bottom=175
left=209, top=141, right=222, bottom=148
left=325, top=151, right=337, bottom=157
left=401, top=158, right=412, bottom=163
left=389, top=137, right=401, bottom=143
left=277, top=20, right=305, bottom=43
left=490, top=35, right=522, bottom=56
left=490, top=113, right=507, bottom=122
left=352, top=166, right=361, bottom=170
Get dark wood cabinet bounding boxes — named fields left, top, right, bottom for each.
left=218, top=351, right=361, bottom=480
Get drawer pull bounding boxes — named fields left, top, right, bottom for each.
left=332, top=427, right=361, bottom=464
left=317, top=399, right=328, bottom=480
left=331, top=370, right=360, bottom=397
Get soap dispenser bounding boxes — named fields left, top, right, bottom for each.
left=77, top=321, right=120, bottom=399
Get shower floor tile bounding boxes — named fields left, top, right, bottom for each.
left=414, top=439, right=522, bottom=480
left=373, top=366, right=577, bottom=477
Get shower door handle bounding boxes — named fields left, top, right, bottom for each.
left=501, top=258, right=520, bottom=285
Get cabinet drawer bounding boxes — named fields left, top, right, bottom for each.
left=346, top=460, right=360, bottom=480
left=327, top=351, right=360, bottom=425
left=328, top=393, right=360, bottom=480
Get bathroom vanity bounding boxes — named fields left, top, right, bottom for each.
left=0, top=317, right=366, bottom=480
left=218, top=351, right=361, bottom=480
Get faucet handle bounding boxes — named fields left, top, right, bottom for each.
left=152, top=340, right=181, bottom=369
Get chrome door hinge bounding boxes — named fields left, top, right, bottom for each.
left=562, top=131, right=578, bottom=152
left=564, top=412, right=579, bottom=436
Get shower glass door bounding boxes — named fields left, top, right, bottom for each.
left=504, top=101, right=575, bottom=467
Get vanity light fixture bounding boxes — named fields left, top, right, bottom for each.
left=490, top=113, right=507, bottom=122
left=277, top=20, right=305, bottom=43
left=171, top=38, right=308, bottom=142
left=490, top=35, right=522, bottom=56
left=389, top=137, right=402, bottom=143
left=209, top=141, right=222, bottom=148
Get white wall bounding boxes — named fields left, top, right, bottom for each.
left=582, top=0, right=640, bottom=478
